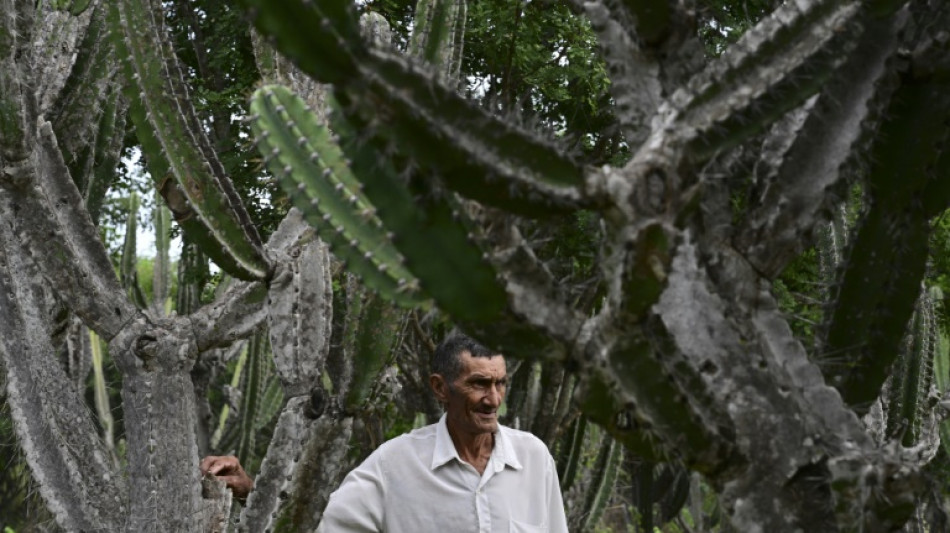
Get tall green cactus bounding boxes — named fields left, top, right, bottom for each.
left=110, top=0, right=269, bottom=280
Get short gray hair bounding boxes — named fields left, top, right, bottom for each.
left=430, top=334, right=500, bottom=382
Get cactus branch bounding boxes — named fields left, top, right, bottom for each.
left=112, top=0, right=268, bottom=280
left=0, top=204, right=123, bottom=531
left=736, top=12, right=906, bottom=277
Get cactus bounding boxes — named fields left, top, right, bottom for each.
left=249, top=86, right=425, bottom=308
left=580, top=435, right=622, bottom=532
left=89, top=329, right=117, bottom=461
left=557, top=415, right=586, bottom=492
left=110, top=0, right=269, bottom=280
left=3, top=0, right=950, bottom=530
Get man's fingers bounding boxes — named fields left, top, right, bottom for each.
left=200, top=455, right=239, bottom=475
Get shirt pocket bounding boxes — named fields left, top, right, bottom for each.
left=509, top=519, right=547, bottom=533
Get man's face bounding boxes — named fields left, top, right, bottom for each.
left=439, top=351, right=507, bottom=437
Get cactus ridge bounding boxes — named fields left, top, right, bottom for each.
left=340, top=54, right=587, bottom=216
left=557, top=415, right=587, bottom=491
left=249, top=85, right=425, bottom=307
left=886, top=288, right=938, bottom=447
left=330, top=107, right=510, bottom=322
left=581, top=436, right=623, bottom=532
left=676, top=1, right=864, bottom=161
left=84, top=89, right=124, bottom=224
left=112, top=0, right=268, bottom=280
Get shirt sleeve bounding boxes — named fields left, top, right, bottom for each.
left=546, top=453, right=569, bottom=533
left=317, top=451, right=386, bottom=532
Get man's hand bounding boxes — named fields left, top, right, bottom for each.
left=200, top=455, right=254, bottom=502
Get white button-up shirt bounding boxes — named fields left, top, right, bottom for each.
left=317, top=415, right=569, bottom=532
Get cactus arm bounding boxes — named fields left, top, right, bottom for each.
left=339, top=55, right=587, bottom=216
left=267, top=235, right=333, bottom=397
left=190, top=281, right=268, bottom=352
left=888, top=289, right=938, bottom=446
left=735, top=13, right=906, bottom=278
left=653, top=1, right=864, bottom=163
left=119, top=192, right=142, bottom=298
left=582, top=2, right=661, bottom=149
left=408, top=0, right=466, bottom=79
left=31, top=2, right=96, bottom=117
left=234, top=332, right=267, bottom=467
left=152, top=192, right=171, bottom=313
left=342, top=293, right=401, bottom=411
left=0, top=0, right=30, bottom=164
left=0, top=207, right=123, bottom=531
left=84, top=89, right=125, bottom=224
left=651, top=238, right=906, bottom=529
left=331, top=111, right=512, bottom=322
left=4, top=121, right=137, bottom=340
left=580, top=437, right=622, bottom=532
left=823, top=78, right=950, bottom=412
left=557, top=415, right=586, bottom=491
left=241, top=0, right=588, bottom=217
left=237, top=400, right=345, bottom=533
left=239, top=0, right=361, bottom=85
left=111, top=0, right=268, bottom=280
left=48, top=3, right=119, bottom=190
left=249, top=86, right=426, bottom=307
left=529, top=366, right=565, bottom=444
left=193, top=208, right=328, bottom=353
left=327, top=274, right=364, bottom=400
left=273, top=416, right=357, bottom=531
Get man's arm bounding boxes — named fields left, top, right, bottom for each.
left=200, top=455, right=254, bottom=503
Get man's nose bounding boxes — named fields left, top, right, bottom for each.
left=485, top=384, right=503, bottom=406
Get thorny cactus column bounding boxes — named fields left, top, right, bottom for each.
left=0, top=0, right=333, bottom=530
left=242, top=0, right=950, bottom=530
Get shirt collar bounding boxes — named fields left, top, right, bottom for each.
left=431, top=414, right=523, bottom=471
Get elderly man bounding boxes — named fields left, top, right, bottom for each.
left=202, top=334, right=568, bottom=532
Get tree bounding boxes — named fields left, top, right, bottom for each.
left=0, top=0, right=949, bottom=532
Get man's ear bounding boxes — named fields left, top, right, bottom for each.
left=430, top=374, right=448, bottom=404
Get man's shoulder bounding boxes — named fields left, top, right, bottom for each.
left=373, top=422, right=440, bottom=456
left=498, top=424, right=549, bottom=454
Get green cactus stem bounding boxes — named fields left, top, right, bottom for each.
left=581, top=435, right=622, bottom=532
left=330, top=107, right=511, bottom=322
left=249, top=85, right=425, bottom=308
left=119, top=192, right=148, bottom=309
left=408, top=0, right=466, bottom=80
left=557, top=415, right=587, bottom=491
left=111, top=0, right=268, bottom=280
left=886, top=288, right=938, bottom=447
left=152, top=190, right=171, bottom=313
left=824, top=79, right=950, bottom=413
left=342, top=292, right=402, bottom=411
